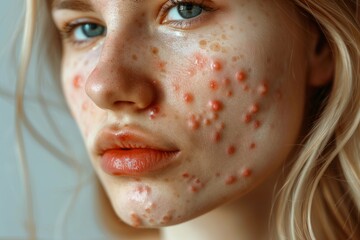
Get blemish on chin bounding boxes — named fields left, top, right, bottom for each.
left=130, top=213, right=143, bottom=227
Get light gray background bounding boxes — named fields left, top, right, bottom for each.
left=0, top=1, right=113, bottom=239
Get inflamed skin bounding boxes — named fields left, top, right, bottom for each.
left=52, top=0, right=331, bottom=239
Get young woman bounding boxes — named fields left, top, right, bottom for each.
left=16, top=0, right=360, bottom=239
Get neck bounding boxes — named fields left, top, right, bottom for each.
left=160, top=174, right=279, bottom=240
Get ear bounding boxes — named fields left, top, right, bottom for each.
left=307, top=26, right=334, bottom=87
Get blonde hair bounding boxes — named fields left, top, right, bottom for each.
left=17, top=0, right=360, bottom=239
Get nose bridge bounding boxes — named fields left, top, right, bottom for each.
left=85, top=17, right=156, bottom=111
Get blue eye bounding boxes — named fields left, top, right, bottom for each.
left=172, top=3, right=203, bottom=19
left=73, top=23, right=106, bottom=41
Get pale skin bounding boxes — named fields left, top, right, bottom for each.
left=52, top=0, right=333, bottom=239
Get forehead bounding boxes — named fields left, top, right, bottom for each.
left=51, top=0, right=147, bottom=10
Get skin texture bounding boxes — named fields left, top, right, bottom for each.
left=52, top=0, right=329, bottom=239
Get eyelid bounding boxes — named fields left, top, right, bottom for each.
left=158, top=0, right=218, bottom=29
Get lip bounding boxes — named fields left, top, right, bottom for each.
left=95, top=126, right=180, bottom=176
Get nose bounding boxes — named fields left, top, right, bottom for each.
left=85, top=39, right=156, bottom=111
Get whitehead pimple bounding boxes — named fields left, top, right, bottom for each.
left=241, top=168, right=252, bottom=177
left=210, top=60, right=223, bottom=72
left=149, top=106, right=160, bottom=120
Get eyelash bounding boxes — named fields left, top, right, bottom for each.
left=159, top=0, right=216, bottom=29
left=57, top=0, right=216, bottom=47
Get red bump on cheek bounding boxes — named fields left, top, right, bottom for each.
left=208, top=100, right=223, bottom=112
left=249, top=103, right=260, bottom=114
left=210, top=60, right=222, bottom=72
left=236, top=71, right=247, bottom=82
left=72, top=75, right=83, bottom=89
left=187, top=114, right=201, bottom=130
left=184, top=93, right=194, bottom=104
left=209, top=80, right=219, bottom=91
left=241, top=168, right=252, bottom=177
left=212, top=131, right=222, bottom=143
left=258, top=82, right=269, bottom=96
left=225, top=175, right=237, bottom=185
left=227, top=145, right=236, bottom=155
left=242, top=113, right=252, bottom=124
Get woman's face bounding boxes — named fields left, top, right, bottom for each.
left=53, top=0, right=312, bottom=227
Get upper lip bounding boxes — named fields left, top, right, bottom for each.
left=94, top=125, right=179, bottom=156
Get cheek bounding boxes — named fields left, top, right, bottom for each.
left=62, top=62, right=97, bottom=137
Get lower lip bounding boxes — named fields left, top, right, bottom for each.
left=100, top=149, right=179, bottom=176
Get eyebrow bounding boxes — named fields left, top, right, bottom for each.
left=52, top=0, right=95, bottom=11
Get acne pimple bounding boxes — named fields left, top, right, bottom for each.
left=250, top=142, right=256, bottom=149
left=130, top=213, right=142, bottom=227
left=225, top=175, right=237, bottom=185
left=72, top=75, right=82, bottom=89
left=182, top=172, right=190, bottom=178
left=227, top=145, right=236, bottom=155
left=222, top=78, right=231, bottom=86
left=161, top=213, right=173, bottom=224
left=258, top=82, right=269, bottom=96
left=226, top=91, right=233, bottom=97
left=209, top=80, right=219, bottom=91
left=208, top=100, right=223, bottom=112
left=187, top=114, right=200, bottom=130
left=156, top=60, right=167, bottom=72
left=149, top=106, right=160, bottom=120
left=236, top=71, right=247, bottom=82
left=81, top=102, right=89, bottom=111
left=241, top=168, right=252, bottom=177
left=254, top=120, right=261, bottom=129
left=243, top=113, right=252, bottom=124
left=249, top=103, right=260, bottom=114
left=212, top=131, right=222, bottom=143
left=184, top=93, right=194, bottom=104
left=210, top=61, right=222, bottom=72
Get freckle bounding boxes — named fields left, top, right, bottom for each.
left=241, top=168, right=252, bottom=177
left=199, top=39, right=207, bottom=49
left=254, top=120, right=261, bottom=129
left=250, top=142, right=256, bottom=149
left=72, top=75, right=82, bottom=89
left=216, top=172, right=221, bottom=177
left=151, top=47, right=159, bottom=55
left=149, top=106, right=160, bottom=120
left=184, top=93, right=194, bottom=104
left=210, top=42, right=221, bottom=52
left=208, top=100, right=223, bottom=112
left=225, top=175, right=237, bottom=185
left=232, top=56, right=239, bottom=62
left=236, top=71, right=247, bottom=82
left=249, top=103, right=260, bottom=114
left=132, top=54, right=138, bottom=61
left=221, top=34, right=227, bottom=40
left=227, top=145, right=236, bottom=155
left=130, top=213, right=142, bottom=227
left=212, top=131, right=222, bottom=143
left=210, top=61, right=222, bottom=72
left=243, top=113, right=252, bottom=123
left=209, top=80, right=219, bottom=91
left=258, top=83, right=269, bottom=96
